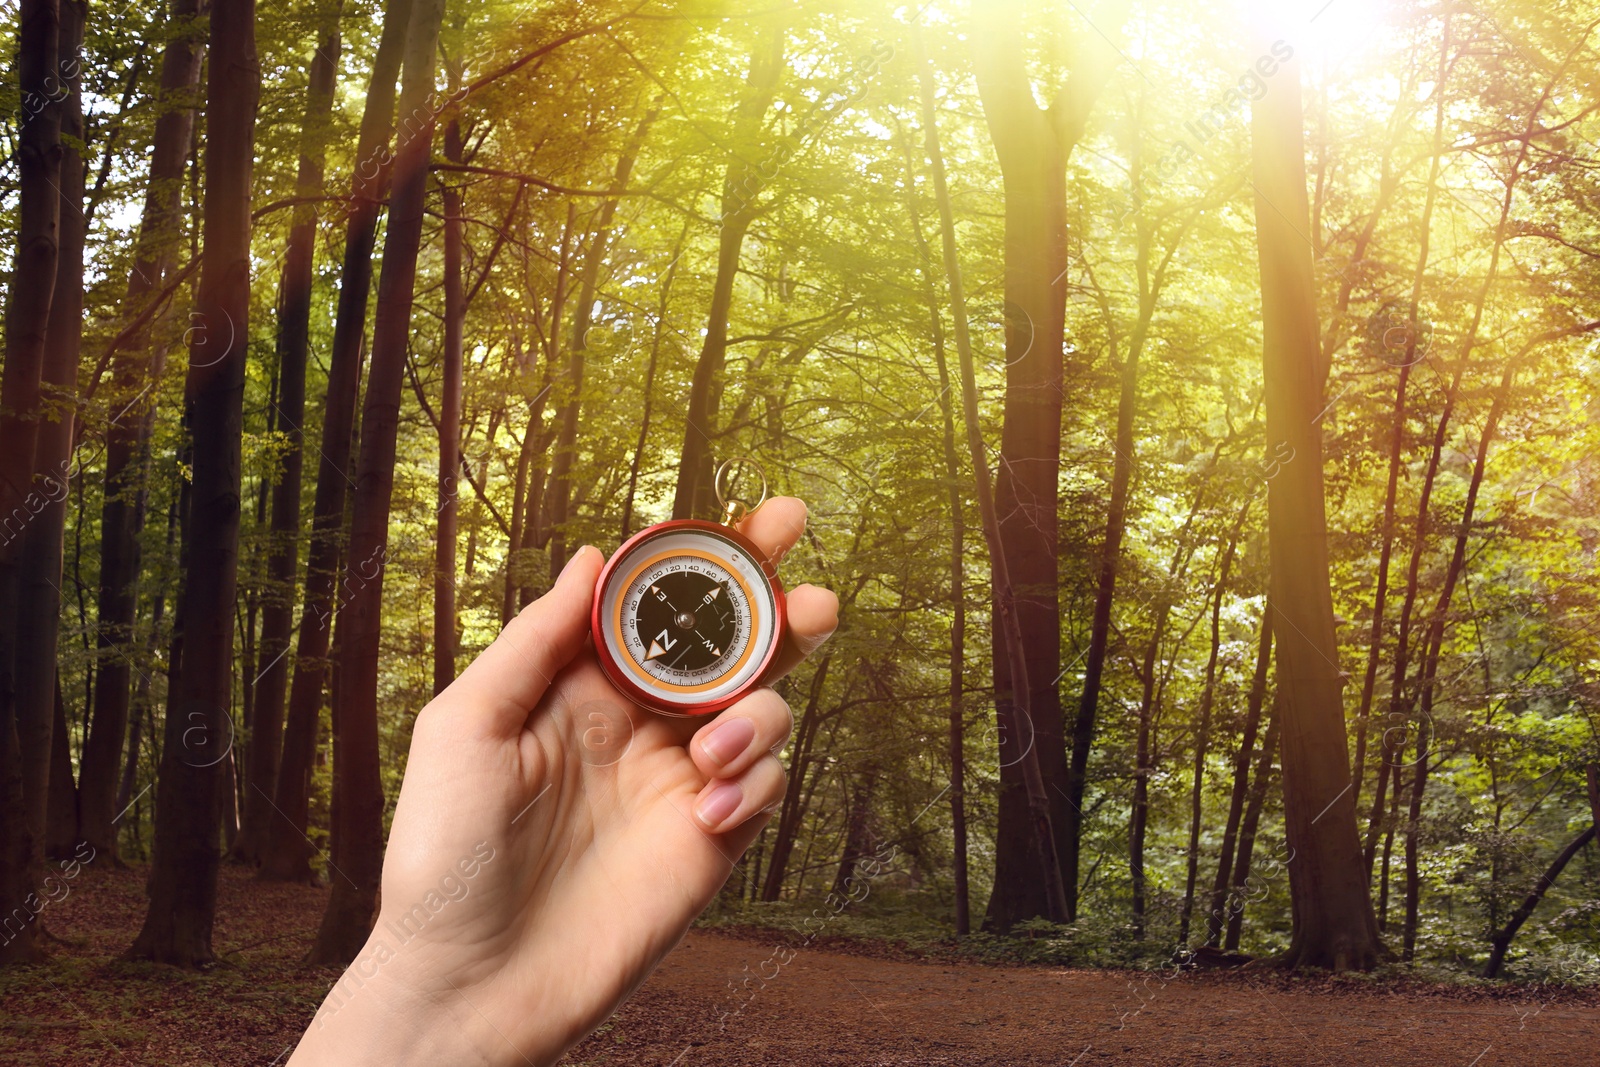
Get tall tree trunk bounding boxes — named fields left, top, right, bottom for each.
left=1179, top=520, right=1244, bottom=946
left=128, top=0, right=259, bottom=968
left=1250, top=25, right=1381, bottom=971
left=1377, top=770, right=1402, bottom=929
left=924, top=32, right=1070, bottom=923
left=260, top=0, right=414, bottom=884
left=46, top=676, right=77, bottom=858
left=116, top=492, right=177, bottom=845
left=1129, top=602, right=1166, bottom=938
left=829, top=770, right=876, bottom=900
left=310, top=0, right=445, bottom=965
left=1125, top=467, right=1217, bottom=939
left=1225, top=692, right=1281, bottom=951
left=544, top=105, right=659, bottom=577
left=0, top=0, right=63, bottom=967
left=16, top=0, right=85, bottom=871
left=972, top=1, right=1121, bottom=928
left=1208, top=614, right=1272, bottom=946
left=671, top=22, right=786, bottom=521
left=760, top=655, right=832, bottom=901
left=434, top=114, right=464, bottom=697
left=525, top=202, right=574, bottom=583
left=236, top=1, right=343, bottom=865
left=1350, top=361, right=1410, bottom=803
left=903, top=71, right=970, bottom=933
left=220, top=747, right=240, bottom=850
left=80, top=0, right=207, bottom=866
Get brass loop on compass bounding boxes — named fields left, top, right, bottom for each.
left=714, top=457, right=768, bottom=527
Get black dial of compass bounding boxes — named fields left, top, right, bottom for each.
left=632, top=566, right=737, bottom=674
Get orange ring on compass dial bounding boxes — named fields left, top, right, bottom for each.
left=611, top=545, right=760, bottom=694
left=590, top=519, right=788, bottom=716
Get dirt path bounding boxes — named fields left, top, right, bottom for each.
left=562, top=930, right=1599, bottom=1066
left=1, top=865, right=1593, bottom=1065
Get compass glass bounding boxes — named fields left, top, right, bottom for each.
left=596, top=526, right=780, bottom=711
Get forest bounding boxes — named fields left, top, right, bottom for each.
left=2, top=0, right=1600, bottom=1062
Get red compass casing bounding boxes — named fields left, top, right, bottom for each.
left=591, top=519, right=788, bottom=716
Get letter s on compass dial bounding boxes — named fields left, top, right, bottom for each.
left=592, top=520, right=787, bottom=715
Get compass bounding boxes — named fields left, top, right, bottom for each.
left=592, top=463, right=787, bottom=715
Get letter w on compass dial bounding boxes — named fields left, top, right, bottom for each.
left=625, top=556, right=750, bottom=685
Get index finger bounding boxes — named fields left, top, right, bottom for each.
left=439, top=545, right=603, bottom=736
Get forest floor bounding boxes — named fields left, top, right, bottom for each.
left=1, top=863, right=1596, bottom=1066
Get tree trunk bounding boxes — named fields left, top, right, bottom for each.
left=1250, top=26, right=1381, bottom=970
left=15, top=0, right=85, bottom=874
left=671, top=22, right=786, bottom=521
left=1129, top=604, right=1165, bottom=939
left=1225, top=692, right=1281, bottom=951
left=1377, top=770, right=1402, bottom=930
left=762, top=655, right=832, bottom=900
left=260, top=0, right=414, bottom=884
left=128, top=0, right=258, bottom=968
left=220, top=746, right=240, bottom=851
left=236, top=0, right=343, bottom=865
left=1588, top=764, right=1600, bottom=831
left=924, top=25, right=1070, bottom=923
left=971, top=1, right=1121, bottom=928
left=0, top=0, right=63, bottom=967
left=80, top=0, right=207, bottom=867
left=309, top=0, right=445, bottom=965
left=434, top=113, right=464, bottom=697
left=1180, top=521, right=1244, bottom=946
left=525, top=202, right=574, bottom=578
left=1350, top=361, right=1410, bottom=802
left=1207, top=613, right=1271, bottom=946
left=1482, top=824, right=1597, bottom=978
left=46, top=676, right=77, bottom=858
left=829, top=771, right=876, bottom=901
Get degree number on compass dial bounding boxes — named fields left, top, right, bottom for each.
left=594, top=523, right=785, bottom=714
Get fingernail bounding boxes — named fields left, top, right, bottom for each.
left=699, top=717, right=755, bottom=769
left=559, top=545, right=594, bottom=582
left=695, top=781, right=743, bottom=830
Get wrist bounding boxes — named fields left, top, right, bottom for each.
left=287, top=929, right=494, bottom=1067
left=287, top=921, right=578, bottom=1067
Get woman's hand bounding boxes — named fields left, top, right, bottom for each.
left=288, top=498, right=837, bottom=1067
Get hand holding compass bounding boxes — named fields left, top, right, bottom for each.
left=289, top=478, right=838, bottom=1067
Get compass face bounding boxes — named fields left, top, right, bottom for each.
left=594, top=522, right=784, bottom=714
